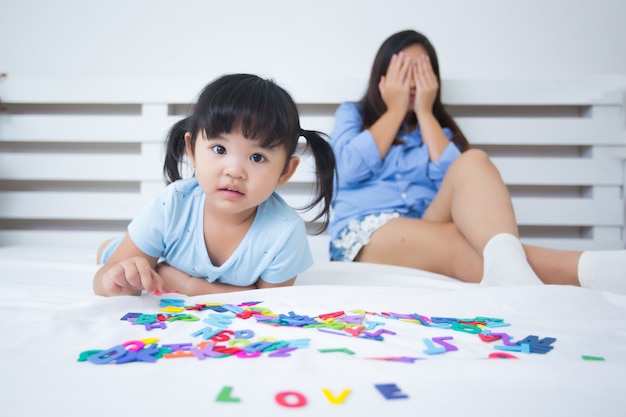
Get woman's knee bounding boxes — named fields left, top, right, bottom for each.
left=454, top=148, right=492, bottom=169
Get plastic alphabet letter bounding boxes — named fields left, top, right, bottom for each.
left=159, top=298, right=185, bottom=307
left=159, top=306, right=184, bottom=313
left=235, top=350, right=261, bottom=358
left=210, top=329, right=234, bottom=342
left=244, top=341, right=275, bottom=353
left=120, top=312, right=142, bottom=321
left=268, top=347, right=297, bottom=357
left=87, top=345, right=127, bottom=364
left=121, top=340, right=145, bottom=352
left=145, top=322, right=167, bottom=331
left=222, top=304, right=245, bottom=314
left=216, top=386, right=241, bottom=403
left=322, top=388, right=351, bottom=405
left=344, top=326, right=365, bottom=337
left=191, top=326, right=222, bottom=340
left=363, top=328, right=397, bottom=338
left=432, top=336, right=458, bottom=352
left=233, top=329, right=254, bottom=339
left=422, top=338, right=446, bottom=355
left=275, top=391, right=307, bottom=408
left=135, top=314, right=158, bottom=325
left=374, top=384, right=409, bottom=400
left=161, top=343, right=192, bottom=351
left=515, top=335, right=556, bottom=354
left=191, top=343, right=224, bottom=360
left=285, top=338, right=310, bottom=349
left=489, top=352, right=518, bottom=359
left=363, top=321, right=385, bottom=330
left=77, top=350, right=103, bottom=362
left=203, top=313, right=235, bottom=329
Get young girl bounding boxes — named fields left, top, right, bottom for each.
left=94, top=73, right=335, bottom=296
left=329, top=29, right=626, bottom=293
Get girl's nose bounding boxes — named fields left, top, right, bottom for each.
left=224, top=159, right=245, bottom=179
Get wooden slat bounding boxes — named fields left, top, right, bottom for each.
left=493, top=157, right=623, bottom=185
left=277, top=193, right=625, bottom=226
left=456, top=117, right=624, bottom=145
left=441, top=78, right=626, bottom=105
left=3, top=77, right=625, bottom=105
left=0, top=115, right=176, bottom=142
left=0, top=191, right=151, bottom=220
left=512, top=197, right=624, bottom=225
left=0, top=141, right=165, bottom=181
left=291, top=154, right=624, bottom=186
left=0, top=154, right=162, bottom=181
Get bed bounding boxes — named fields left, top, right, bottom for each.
left=1, top=76, right=626, bottom=415
left=2, top=245, right=626, bottom=416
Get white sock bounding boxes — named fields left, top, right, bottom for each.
left=578, top=250, right=626, bottom=294
left=480, top=233, right=543, bottom=286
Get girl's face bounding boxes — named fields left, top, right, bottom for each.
left=186, top=130, right=299, bottom=222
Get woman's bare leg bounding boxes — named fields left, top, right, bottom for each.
left=357, top=149, right=626, bottom=290
left=422, top=149, right=518, bottom=251
left=524, top=245, right=581, bottom=285
left=357, top=216, right=583, bottom=286
left=357, top=149, right=588, bottom=286
left=356, top=218, right=483, bottom=282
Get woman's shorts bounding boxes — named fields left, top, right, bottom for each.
left=329, top=212, right=400, bottom=262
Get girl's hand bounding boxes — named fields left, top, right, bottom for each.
left=412, top=55, right=439, bottom=118
left=378, top=52, right=412, bottom=115
left=101, top=256, right=164, bottom=295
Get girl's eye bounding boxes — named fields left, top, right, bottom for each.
left=212, top=145, right=226, bottom=155
left=250, top=154, right=266, bottom=163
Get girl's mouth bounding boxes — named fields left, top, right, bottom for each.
left=219, top=186, right=244, bottom=198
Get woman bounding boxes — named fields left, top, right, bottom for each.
left=329, top=29, right=625, bottom=292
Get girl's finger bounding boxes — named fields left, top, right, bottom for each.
left=146, top=270, right=164, bottom=295
left=107, top=265, right=130, bottom=294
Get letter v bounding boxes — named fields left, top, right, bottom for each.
left=322, top=388, right=351, bottom=405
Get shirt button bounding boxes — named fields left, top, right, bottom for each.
left=401, top=193, right=407, bottom=199
left=395, top=174, right=401, bottom=179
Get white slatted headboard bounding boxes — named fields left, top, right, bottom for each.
left=1, top=77, right=625, bottom=262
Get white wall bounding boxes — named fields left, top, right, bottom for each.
left=1, top=0, right=625, bottom=90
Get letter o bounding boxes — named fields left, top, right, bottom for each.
left=275, top=391, right=307, bottom=408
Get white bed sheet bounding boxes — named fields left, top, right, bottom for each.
left=2, top=245, right=626, bottom=417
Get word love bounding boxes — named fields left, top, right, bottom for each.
left=216, top=383, right=409, bottom=407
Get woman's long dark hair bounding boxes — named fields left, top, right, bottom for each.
left=359, top=30, right=469, bottom=152
left=163, top=73, right=336, bottom=233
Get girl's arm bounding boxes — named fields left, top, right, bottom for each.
left=412, top=55, right=450, bottom=162
left=256, top=277, right=297, bottom=288
left=93, top=234, right=163, bottom=296
left=156, top=264, right=296, bottom=295
left=156, top=263, right=258, bottom=295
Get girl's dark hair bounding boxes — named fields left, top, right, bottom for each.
left=163, top=73, right=336, bottom=233
left=359, top=29, right=469, bottom=152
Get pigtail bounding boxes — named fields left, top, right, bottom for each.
left=163, top=117, right=190, bottom=185
left=299, top=129, right=336, bottom=234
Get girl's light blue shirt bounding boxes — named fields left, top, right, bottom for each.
left=128, top=178, right=312, bottom=286
left=328, top=102, right=462, bottom=240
